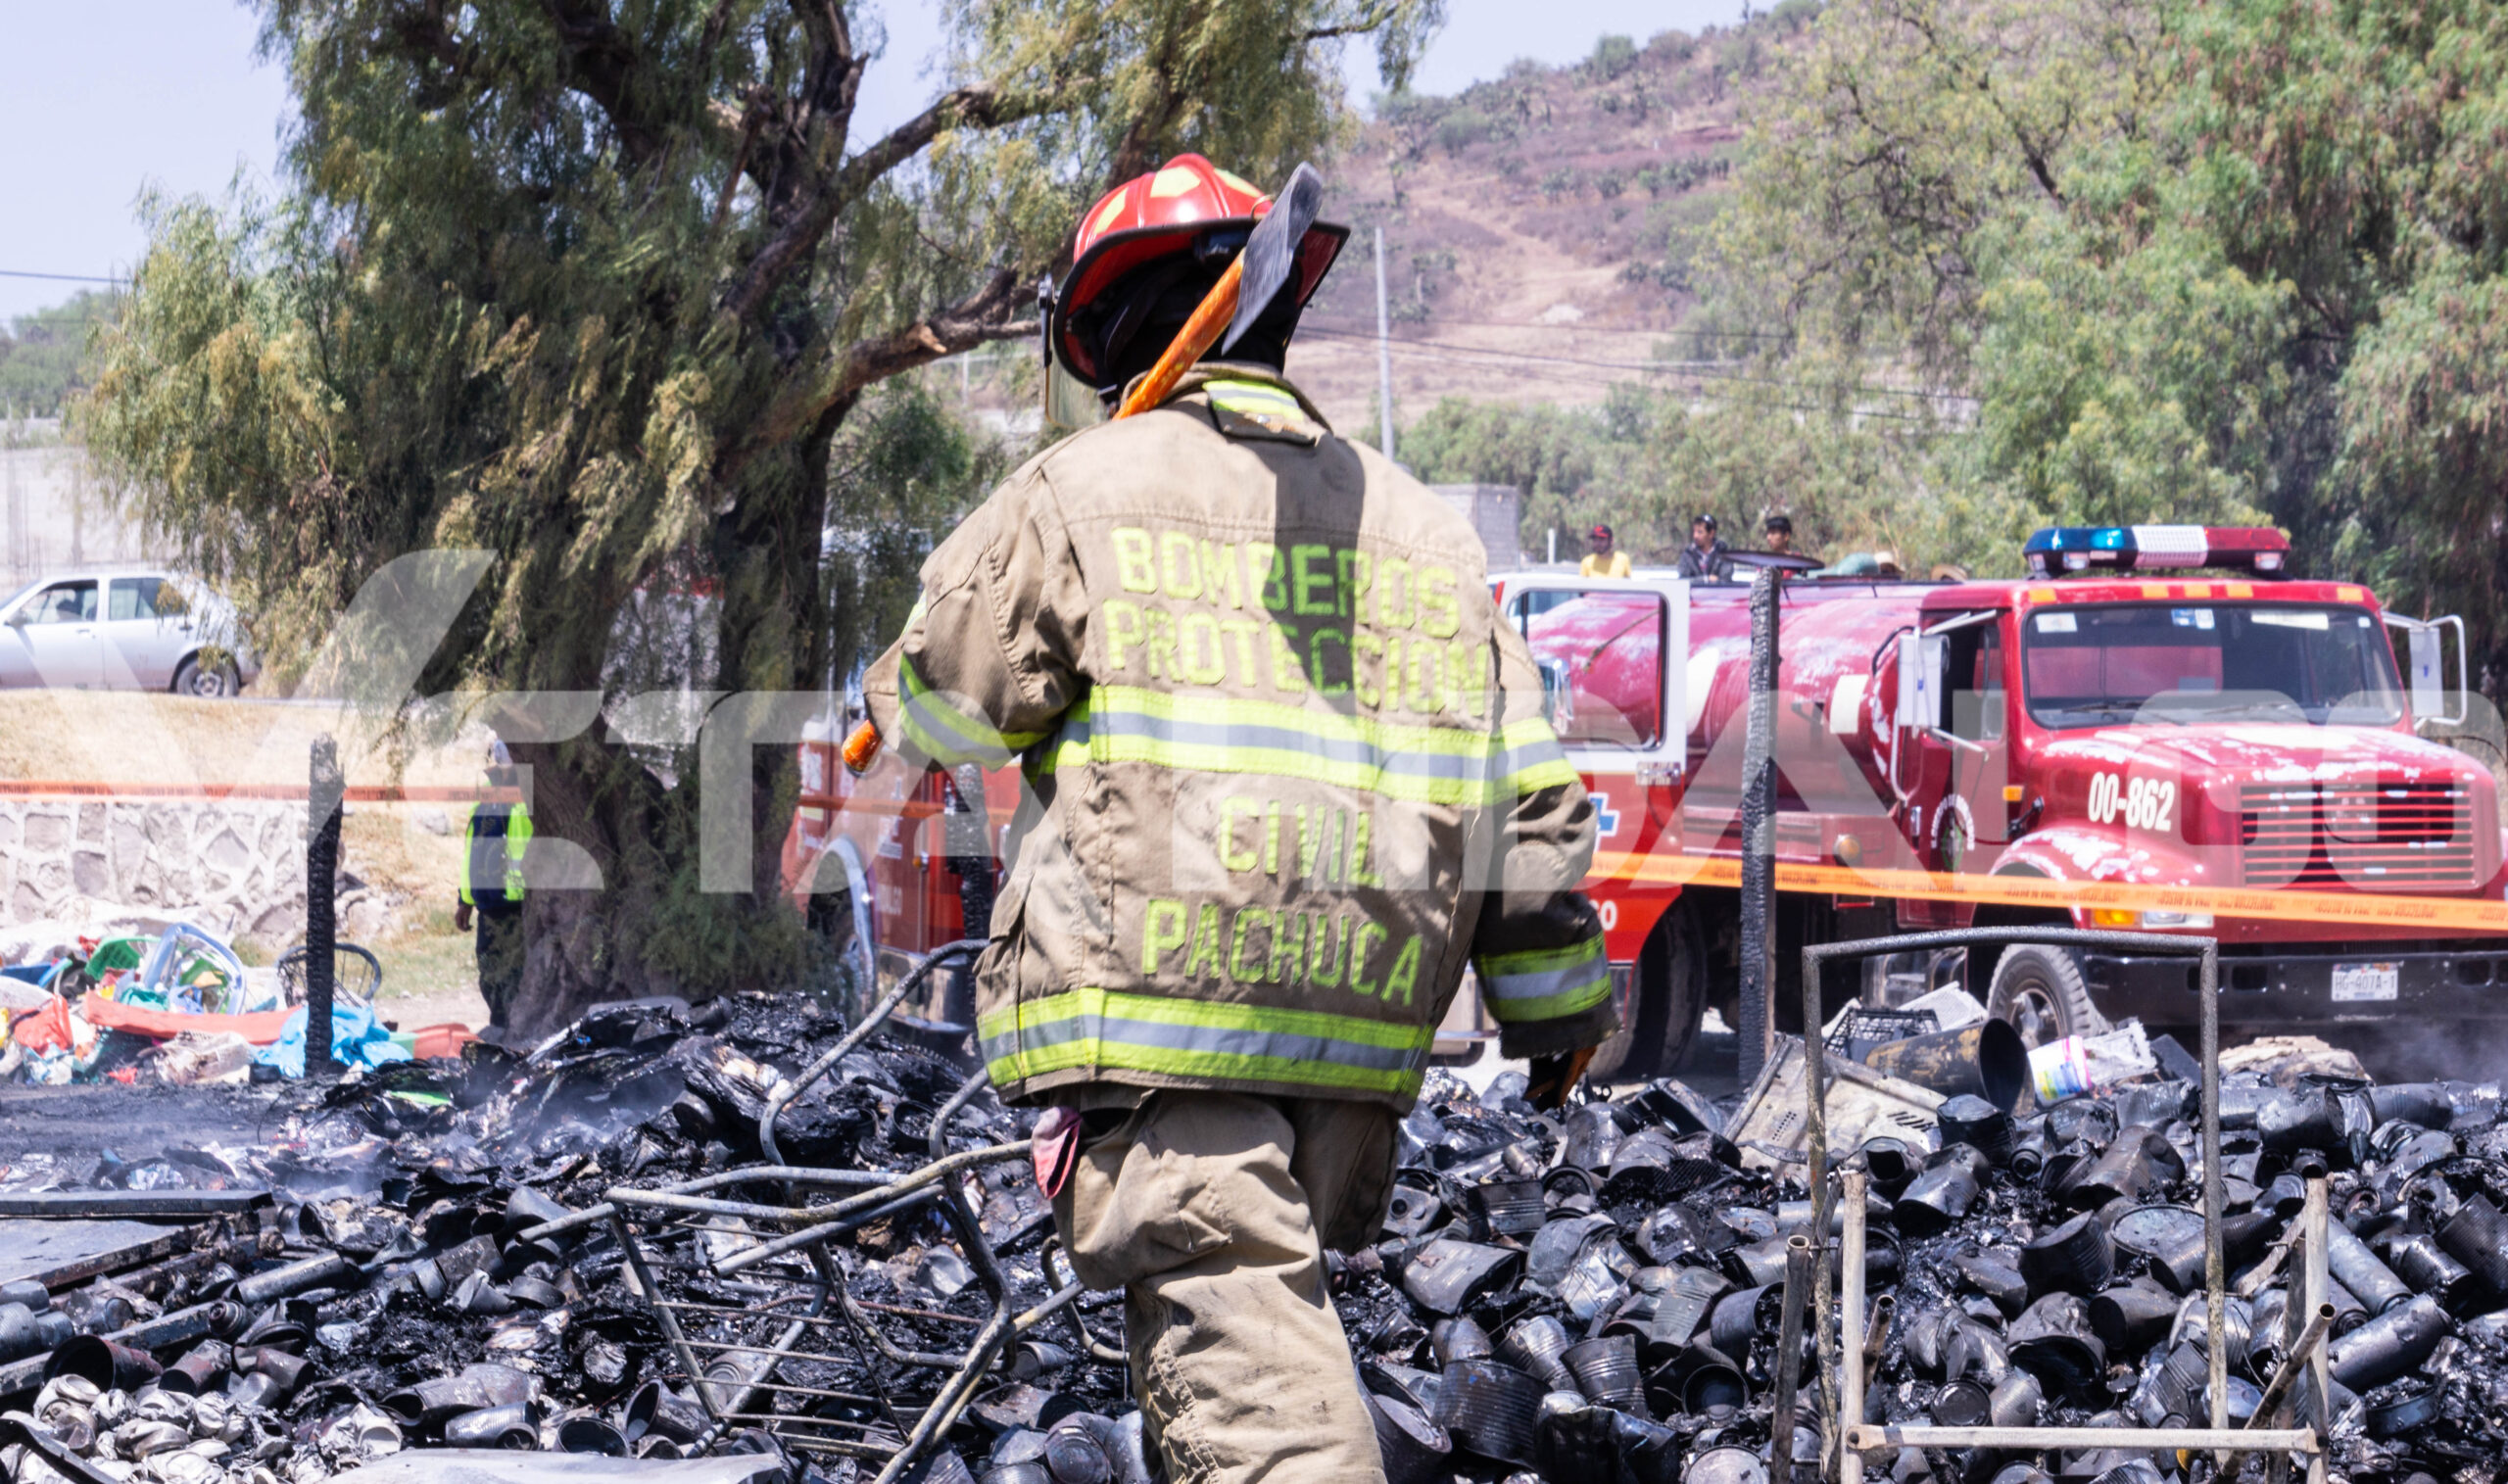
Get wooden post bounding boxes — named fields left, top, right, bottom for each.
left=305, top=735, right=342, bottom=1077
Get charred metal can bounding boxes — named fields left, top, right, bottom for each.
left=2088, top=1276, right=2180, bottom=1356
left=2386, top=1232, right=2477, bottom=1310
left=1362, top=1385, right=1453, bottom=1484
left=1495, top=1316, right=1574, bottom=1390
left=1471, top=1177, right=1548, bottom=1238
left=1432, top=1316, right=1495, bottom=1367
left=1428, top=1359, right=1546, bottom=1467
left=1861, top=1020, right=2029, bottom=1110
left=1564, top=1334, right=1649, bottom=1416
left=2021, top=1210, right=2116, bottom=1296
left=1895, top=1145, right=1989, bottom=1237
left=2325, top=1221, right=2414, bottom=1315
left=1929, top=1377, right=1993, bottom=1426
left=2329, top=1293, right=2452, bottom=1391
left=1938, top=1095, right=2017, bottom=1168
left=2438, top=1193, right=2508, bottom=1295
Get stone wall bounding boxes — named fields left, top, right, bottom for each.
left=0, top=798, right=310, bottom=941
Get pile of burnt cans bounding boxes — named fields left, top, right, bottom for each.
left=0, top=993, right=1134, bottom=1484
left=1328, top=1061, right=2508, bottom=1484
left=12, top=995, right=2508, bottom=1484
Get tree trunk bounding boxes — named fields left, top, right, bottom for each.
left=504, top=411, right=844, bottom=1039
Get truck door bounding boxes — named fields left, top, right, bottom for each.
left=1499, top=575, right=1691, bottom=903
left=1892, top=610, right=2012, bottom=919
left=1499, top=574, right=1696, bottom=1077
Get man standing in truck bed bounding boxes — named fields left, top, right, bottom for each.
left=861, top=155, right=1615, bottom=1481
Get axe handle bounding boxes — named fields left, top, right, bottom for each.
left=1114, top=253, right=1244, bottom=420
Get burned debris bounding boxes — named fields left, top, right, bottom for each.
left=2, top=977, right=2506, bottom=1484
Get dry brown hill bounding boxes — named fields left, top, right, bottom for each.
left=1282, top=15, right=1809, bottom=435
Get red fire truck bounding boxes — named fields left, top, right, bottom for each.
left=788, top=524, right=2501, bottom=1079
left=1497, top=524, right=2498, bottom=1079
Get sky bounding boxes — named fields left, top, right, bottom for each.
left=0, top=0, right=1749, bottom=324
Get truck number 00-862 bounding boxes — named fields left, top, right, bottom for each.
left=2087, top=773, right=2175, bottom=833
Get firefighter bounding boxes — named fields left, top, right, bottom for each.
left=861, top=155, right=1614, bottom=1483
left=453, top=740, right=531, bottom=1032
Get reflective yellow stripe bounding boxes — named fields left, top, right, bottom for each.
left=1474, top=934, right=1610, bottom=1023
left=978, top=987, right=1430, bottom=1097
left=1031, top=687, right=1571, bottom=802
left=1205, top=379, right=1305, bottom=416
left=899, top=656, right=1047, bottom=766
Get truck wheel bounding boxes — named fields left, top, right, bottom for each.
left=1987, top=943, right=2108, bottom=1049
left=1586, top=900, right=1706, bottom=1083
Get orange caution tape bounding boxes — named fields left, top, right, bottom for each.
left=0, top=781, right=518, bottom=803
left=1588, top=849, right=2508, bottom=934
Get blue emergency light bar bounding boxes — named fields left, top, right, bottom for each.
left=2023, top=525, right=2289, bottom=577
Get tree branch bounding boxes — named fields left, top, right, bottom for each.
left=721, top=80, right=1069, bottom=323
left=538, top=0, right=665, bottom=165
left=720, top=271, right=1035, bottom=479
left=1303, top=1, right=1403, bottom=42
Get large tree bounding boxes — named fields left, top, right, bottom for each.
left=86, top=0, right=1437, bottom=1032
left=1700, top=0, right=2508, bottom=702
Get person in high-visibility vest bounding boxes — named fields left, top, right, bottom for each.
left=861, top=155, right=1613, bottom=1484
left=453, top=741, right=531, bottom=1031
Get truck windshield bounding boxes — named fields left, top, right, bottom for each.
left=2021, top=602, right=2401, bottom=729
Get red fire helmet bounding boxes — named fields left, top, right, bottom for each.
left=1048, top=154, right=1347, bottom=385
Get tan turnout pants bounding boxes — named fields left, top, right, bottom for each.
left=1052, top=1090, right=1396, bottom=1484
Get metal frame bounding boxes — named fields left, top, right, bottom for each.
left=1800, top=927, right=2330, bottom=1479
left=597, top=941, right=1099, bottom=1484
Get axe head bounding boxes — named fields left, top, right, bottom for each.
left=1222, top=163, right=1325, bottom=356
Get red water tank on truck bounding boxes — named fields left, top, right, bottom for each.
left=1501, top=524, right=2503, bottom=1078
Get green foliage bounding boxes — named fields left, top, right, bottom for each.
left=1588, top=35, right=1639, bottom=81
left=82, top=0, right=1434, bottom=1021
left=1664, top=0, right=2508, bottom=691
left=821, top=377, right=1012, bottom=687
left=1396, top=379, right=1917, bottom=567
left=1398, top=400, right=1601, bottom=503
left=0, top=294, right=117, bottom=419
left=1435, top=107, right=1494, bottom=155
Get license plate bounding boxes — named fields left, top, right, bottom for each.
left=2331, top=962, right=2400, bottom=1002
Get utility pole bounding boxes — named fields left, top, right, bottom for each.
left=1374, top=226, right=1396, bottom=462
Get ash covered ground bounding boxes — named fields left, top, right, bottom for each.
left=0, top=993, right=2504, bottom=1484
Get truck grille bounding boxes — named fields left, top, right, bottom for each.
left=2240, top=782, right=2476, bottom=889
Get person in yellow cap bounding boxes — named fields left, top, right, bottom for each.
left=1579, top=523, right=1633, bottom=578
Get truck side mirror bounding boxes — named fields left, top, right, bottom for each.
left=2408, top=624, right=2443, bottom=722
left=2386, top=613, right=2469, bottom=729
left=1894, top=633, right=1945, bottom=732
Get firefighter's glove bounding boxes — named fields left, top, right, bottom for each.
left=1526, top=1046, right=1599, bottom=1112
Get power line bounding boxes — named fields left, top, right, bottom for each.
left=1308, top=315, right=1814, bottom=341
left=0, top=270, right=125, bottom=285
left=1309, top=337, right=1955, bottom=427
left=1296, top=325, right=1962, bottom=407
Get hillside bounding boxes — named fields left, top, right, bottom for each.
left=1283, top=16, right=1810, bottom=436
